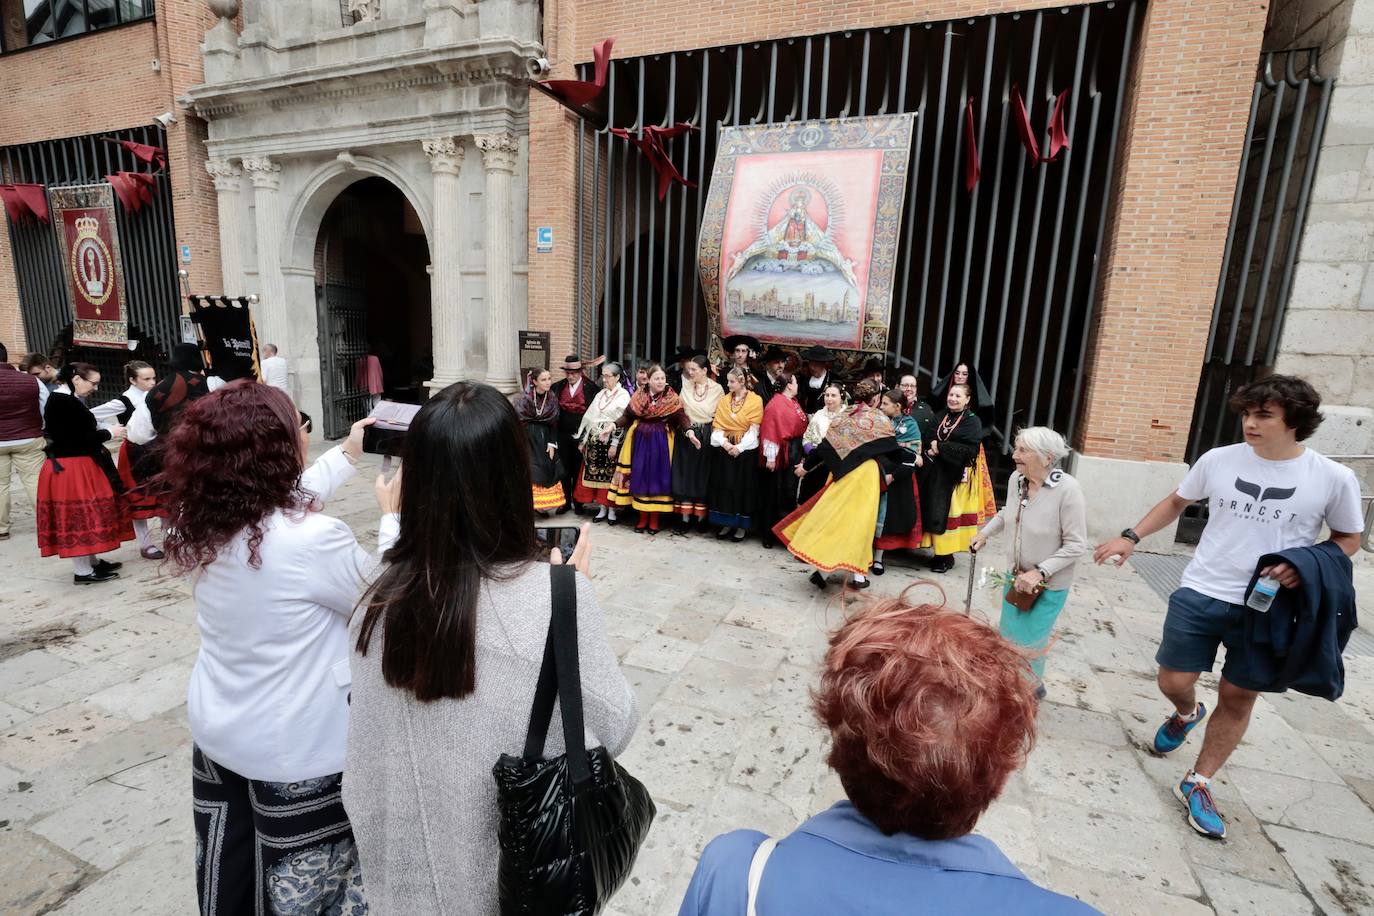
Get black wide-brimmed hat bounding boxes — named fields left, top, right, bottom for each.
left=799, top=344, right=834, bottom=363
left=722, top=334, right=762, bottom=353
left=861, top=355, right=887, bottom=374
left=671, top=344, right=706, bottom=362
left=759, top=345, right=789, bottom=364
left=559, top=354, right=584, bottom=370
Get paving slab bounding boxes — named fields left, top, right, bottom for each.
left=1194, top=865, right=1318, bottom=916
left=0, top=830, right=94, bottom=915
left=1265, top=824, right=1374, bottom=916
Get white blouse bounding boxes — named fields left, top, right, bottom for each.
left=186, top=446, right=397, bottom=781
left=575, top=385, right=631, bottom=443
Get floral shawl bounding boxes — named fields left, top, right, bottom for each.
left=627, top=385, right=683, bottom=421
left=825, top=403, right=895, bottom=460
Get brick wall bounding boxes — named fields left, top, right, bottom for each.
left=531, top=0, right=1271, bottom=464
left=0, top=0, right=221, bottom=361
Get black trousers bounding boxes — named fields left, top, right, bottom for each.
left=192, top=745, right=367, bottom=915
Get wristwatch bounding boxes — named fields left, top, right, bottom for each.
left=1121, top=528, right=1141, bottom=544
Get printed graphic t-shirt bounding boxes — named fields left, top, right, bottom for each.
left=1177, top=443, right=1363, bottom=605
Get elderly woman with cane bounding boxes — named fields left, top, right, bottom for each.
left=971, top=427, right=1088, bottom=697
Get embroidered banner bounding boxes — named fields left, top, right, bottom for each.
left=698, top=114, right=915, bottom=367
left=189, top=295, right=260, bottom=382
left=49, top=184, right=129, bottom=349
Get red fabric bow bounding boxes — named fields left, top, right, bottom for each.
left=610, top=122, right=697, bottom=200
left=0, top=183, right=49, bottom=223
left=1010, top=86, right=1071, bottom=166
left=102, top=137, right=168, bottom=170
left=540, top=37, right=616, bottom=108
left=964, top=98, right=981, bottom=193
left=106, top=172, right=158, bottom=213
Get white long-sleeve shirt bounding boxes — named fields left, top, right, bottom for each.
left=186, top=446, right=398, bottom=781
left=90, top=385, right=146, bottom=429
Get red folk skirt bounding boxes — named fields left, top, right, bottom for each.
left=37, top=456, right=134, bottom=558
left=116, top=440, right=163, bottom=520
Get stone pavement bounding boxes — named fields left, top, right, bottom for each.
left=2, top=451, right=1373, bottom=915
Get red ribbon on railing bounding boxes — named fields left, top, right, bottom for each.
left=610, top=122, right=697, bottom=200
left=964, top=97, right=981, bottom=192
left=1011, top=85, right=1071, bottom=166
left=540, top=37, right=616, bottom=108
left=106, top=172, right=158, bottom=213
left=101, top=137, right=168, bottom=170
left=0, top=183, right=49, bottom=223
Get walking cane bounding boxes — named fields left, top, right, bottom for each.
left=963, top=544, right=978, bottom=616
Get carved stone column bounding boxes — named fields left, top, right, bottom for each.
left=423, top=136, right=467, bottom=393
left=205, top=158, right=244, bottom=295
left=242, top=156, right=287, bottom=355
left=476, top=133, right=520, bottom=392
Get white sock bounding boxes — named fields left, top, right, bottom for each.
left=853, top=573, right=867, bottom=584
left=1178, top=704, right=1201, bottom=722
left=607, top=508, right=617, bottom=521
left=873, top=548, right=885, bottom=563
left=1186, top=771, right=1210, bottom=786
left=720, top=526, right=734, bottom=536
left=595, top=506, right=608, bottom=519
left=133, top=519, right=152, bottom=550
left=73, top=556, right=94, bottom=576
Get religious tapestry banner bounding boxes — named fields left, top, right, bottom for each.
left=50, top=184, right=129, bottom=349
left=698, top=114, right=915, bottom=363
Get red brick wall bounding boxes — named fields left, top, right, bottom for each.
left=530, top=0, right=1270, bottom=463
left=0, top=0, right=221, bottom=359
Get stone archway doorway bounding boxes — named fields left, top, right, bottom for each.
left=314, top=177, right=432, bottom=438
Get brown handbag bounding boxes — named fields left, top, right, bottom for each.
left=1006, top=478, right=1045, bottom=613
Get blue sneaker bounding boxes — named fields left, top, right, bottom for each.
left=1153, top=702, right=1207, bottom=754
left=1174, top=776, right=1227, bottom=839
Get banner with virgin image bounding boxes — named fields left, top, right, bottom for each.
left=49, top=184, right=129, bottom=349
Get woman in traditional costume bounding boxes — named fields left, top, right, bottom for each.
left=92, top=360, right=163, bottom=559
left=774, top=380, right=905, bottom=590
left=517, top=368, right=564, bottom=516
left=927, top=360, right=998, bottom=527
left=573, top=361, right=632, bottom=524
left=756, top=372, right=808, bottom=547
left=919, top=382, right=987, bottom=572
left=871, top=388, right=923, bottom=575
left=707, top=368, right=764, bottom=542
left=671, top=355, right=723, bottom=530
left=610, top=364, right=695, bottom=534
left=37, top=363, right=133, bottom=584
left=799, top=382, right=847, bottom=504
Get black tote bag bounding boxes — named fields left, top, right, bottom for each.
left=493, top=564, right=656, bottom=915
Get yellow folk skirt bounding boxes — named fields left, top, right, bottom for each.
left=774, top=460, right=881, bottom=575
left=921, top=445, right=997, bottom=554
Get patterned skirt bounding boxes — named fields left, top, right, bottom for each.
left=609, top=420, right=675, bottom=514
left=37, top=456, right=133, bottom=558
left=920, top=451, right=993, bottom=555
left=573, top=433, right=618, bottom=505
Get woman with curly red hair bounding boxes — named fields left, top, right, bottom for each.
left=157, top=380, right=386, bottom=916
left=678, top=595, right=1098, bottom=915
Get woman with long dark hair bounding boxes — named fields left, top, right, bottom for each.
left=158, top=380, right=380, bottom=915
left=517, top=368, right=564, bottom=516
left=36, top=363, right=132, bottom=584
left=756, top=371, right=808, bottom=547
left=671, top=354, right=723, bottom=530
left=346, top=382, right=637, bottom=914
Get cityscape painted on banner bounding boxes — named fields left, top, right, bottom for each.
left=719, top=151, right=882, bottom=350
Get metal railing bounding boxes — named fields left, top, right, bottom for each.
left=1329, top=455, right=1374, bottom=552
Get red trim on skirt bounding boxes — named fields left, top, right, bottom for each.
left=37, top=457, right=133, bottom=558
left=116, top=439, right=163, bottom=520
left=875, top=476, right=924, bottom=550
left=573, top=478, right=617, bottom=507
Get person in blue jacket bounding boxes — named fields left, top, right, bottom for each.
left=678, top=598, right=1099, bottom=916
left=1094, top=375, right=1363, bottom=840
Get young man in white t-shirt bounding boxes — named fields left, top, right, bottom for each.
left=1094, top=376, right=1363, bottom=839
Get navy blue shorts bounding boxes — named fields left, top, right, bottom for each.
left=1155, top=587, right=1265, bottom=691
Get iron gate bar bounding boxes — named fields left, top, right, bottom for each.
left=892, top=26, right=926, bottom=370
left=951, top=18, right=999, bottom=367
left=1065, top=0, right=1140, bottom=447
left=914, top=24, right=954, bottom=384
left=972, top=22, right=1014, bottom=373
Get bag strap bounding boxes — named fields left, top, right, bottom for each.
left=1013, top=476, right=1028, bottom=573
left=520, top=565, right=592, bottom=786
left=746, top=837, right=778, bottom=916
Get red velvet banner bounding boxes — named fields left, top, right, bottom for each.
left=49, top=184, right=129, bottom=349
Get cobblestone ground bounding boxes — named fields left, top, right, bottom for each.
left=2, top=450, right=1373, bottom=915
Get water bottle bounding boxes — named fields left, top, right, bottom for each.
left=1247, top=575, right=1280, bottom=613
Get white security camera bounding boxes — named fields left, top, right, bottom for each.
left=154, top=111, right=177, bottom=127
left=526, top=57, right=552, bottom=79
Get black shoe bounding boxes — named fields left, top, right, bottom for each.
left=731, top=529, right=747, bottom=542
left=761, top=536, right=775, bottom=549
left=94, top=558, right=123, bottom=573
left=849, top=577, right=872, bottom=590
left=809, top=571, right=827, bottom=590
left=1034, top=683, right=1048, bottom=701
left=75, top=568, right=120, bottom=585
left=607, top=515, right=618, bottom=527
left=591, top=513, right=607, bottom=524
left=556, top=503, right=572, bottom=516
left=871, top=560, right=885, bottom=576
left=716, top=527, right=734, bottom=540
left=930, top=555, right=955, bottom=573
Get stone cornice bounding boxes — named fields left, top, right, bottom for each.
left=183, top=37, right=540, bottom=121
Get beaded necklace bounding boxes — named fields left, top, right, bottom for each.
left=936, top=409, right=966, bottom=441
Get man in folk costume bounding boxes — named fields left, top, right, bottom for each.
left=127, top=344, right=211, bottom=499
left=721, top=334, right=761, bottom=390
left=755, top=345, right=789, bottom=406
left=797, top=344, right=835, bottom=414
left=774, top=379, right=908, bottom=590
left=549, top=354, right=601, bottom=514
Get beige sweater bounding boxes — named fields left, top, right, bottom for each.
left=342, top=562, right=638, bottom=915
left=978, top=470, right=1088, bottom=591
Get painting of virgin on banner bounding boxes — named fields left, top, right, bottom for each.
left=698, top=114, right=914, bottom=363
left=49, top=184, right=130, bottom=349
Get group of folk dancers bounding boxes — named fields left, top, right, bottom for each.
left=516, top=338, right=998, bottom=589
